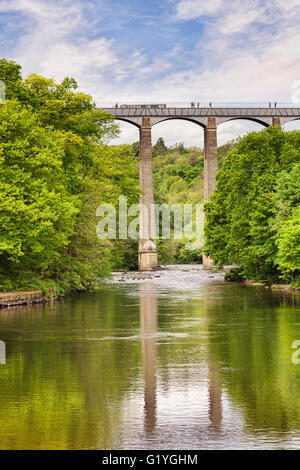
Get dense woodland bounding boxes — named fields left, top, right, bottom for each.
left=205, top=127, right=300, bottom=286
left=0, top=59, right=299, bottom=294
left=0, top=59, right=140, bottom=294
left=131, top=137, right=236, bottom=265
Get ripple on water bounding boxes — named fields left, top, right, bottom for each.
left=86, top=332, right=190, bottom=341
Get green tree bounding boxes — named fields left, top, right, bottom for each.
left=153, top=137, right=167, bottom=156
left=0, top=100, right=78, bottom=290
left=0, top=59, right=25, bottom=101
left=205, top=127, right=300, bottom=282
left=275, top=206, right=300, bottom=283
left=131, top=141, right=140, bottom=158
left=152, top=142, right=205, bottom=264
left=0, top=59, right=140, bottom=291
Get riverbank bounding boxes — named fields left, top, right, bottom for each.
left=257, top=281, right=300, bottom=292
left=225, top=268, right=300, bottom=292
left=1, top=264, right=298, bottom=310
left=0, top=290, right=44, bottom=308
left=0, top=288, right=62, bottom=308
left=0, top=266, right=222, bottom=311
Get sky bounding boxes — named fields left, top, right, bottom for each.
left=1, top=0, right=300, bottom=146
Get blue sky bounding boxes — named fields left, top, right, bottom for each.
left=1, top=0, right=300, bottom=145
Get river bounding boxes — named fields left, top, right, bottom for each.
left=0, top=265, right=300, bottom=450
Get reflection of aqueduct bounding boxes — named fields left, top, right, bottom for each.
left=139, top=281, right=224, bottom=434
left=0, top=340, right=5, bottom=365
left=103, top=106, right=300, bottom=271
left=139, top=283, right=158, bottom=432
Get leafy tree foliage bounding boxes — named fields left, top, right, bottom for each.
left=273, top=164, right=300, bottom=282
left=152, top=143, right=204, bottom=264
left=0, top=59, right=139, bottom=292
left=0, top=101, right=78, bottom=290
left=152, top=137, right=168, bottom=156
left=204, top=127, right=300, bottom=283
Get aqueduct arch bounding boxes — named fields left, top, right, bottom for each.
left=102, top=106, right=300, bottom=271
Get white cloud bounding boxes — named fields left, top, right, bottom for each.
left=146, top=0, right=300, bottom=104
left=113, top=0, right=300, bottom=145
left=0, top=0, right=123, bottom=101
left=174, top=0, right=300, bottom=36
left=1, top=0, right=300, bottom=148
left=150, top=38, right=300, bottom=103
left=175, top=0, right=222, bottom=20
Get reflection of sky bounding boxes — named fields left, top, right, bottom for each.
left=1, top=0, right=300, bottom=145
left=112, top=268, right=300, bottom=449
left=1, top=266, right=300, bottom=449
left=121, top=384, right=300, bottom=450
left=0, top=341, right=5, bottom=364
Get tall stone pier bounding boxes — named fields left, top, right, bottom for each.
left=203, top=117, right=219, bottom=270
left=272, top=116, right=281, bottom=127
left=138, top=117, right=158, bottom=271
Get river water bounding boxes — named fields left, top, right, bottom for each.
left=0, top=265, right=300, bottom=450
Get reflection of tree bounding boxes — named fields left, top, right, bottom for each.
left=139, top=283, right=157, bottom=433
left=206, top=284, right=300, bottom=433
left=0, top=290, right=142, bottom=449
left=2, top=279, right=299, bottom=448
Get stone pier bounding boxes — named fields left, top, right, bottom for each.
left=272, top=116, right=281, bottom=127
left=138, top=117, right=158, bottom=271
left=203, top=117, right=219, bottom=270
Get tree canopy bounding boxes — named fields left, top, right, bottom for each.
left=0, top=59, right=139, bottom=293
left=204, top=127, right=300, bottom=284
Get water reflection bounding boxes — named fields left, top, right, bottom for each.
left=139, top=283, right=157, bottom=433
left=138, top=283, right=223, bottom=434
left=205, top=286, right=300, bottom=437
left=0, top=267, right=300, bottom=449
left=205, top=295, right=223, bottom=431
left=0, top=340, right=5, bottom=365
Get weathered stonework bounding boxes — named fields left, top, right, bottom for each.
left=204, top=117, right=218, bottom=202
left=139, top=116, right=158, bottom=271
left=0, top=290, right=44, bottom=308
left=203, top=117, right=219, bottom=270
left=272, top=116, right=281, bottom=127
left=138, top=251, right=158, bottom=271
left=102, top=106, right=300, bottom=129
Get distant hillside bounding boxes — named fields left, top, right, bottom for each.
left=130, top=137, right=238, bottom=265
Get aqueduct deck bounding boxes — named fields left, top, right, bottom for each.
left=101, top=106, right=300, bottom=128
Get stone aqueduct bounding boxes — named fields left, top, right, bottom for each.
left=102, top=106, right=300, bottom=271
